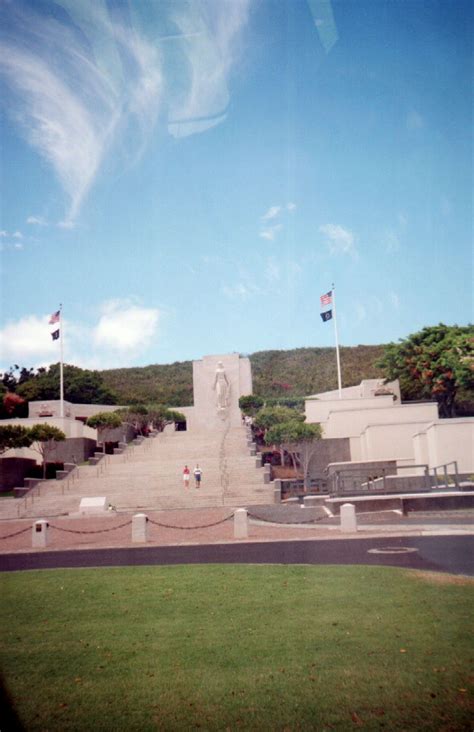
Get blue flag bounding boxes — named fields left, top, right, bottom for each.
left=320, top=310, right=332, bottom=322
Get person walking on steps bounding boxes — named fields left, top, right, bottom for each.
left=194, top=464, right=202, bottom=489
left=183, top=465, right=190, bottom=489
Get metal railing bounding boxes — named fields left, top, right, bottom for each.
left=325, top=461, right=462, bottom=497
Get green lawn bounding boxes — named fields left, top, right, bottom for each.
left=1, top=565, right=472, bottom=731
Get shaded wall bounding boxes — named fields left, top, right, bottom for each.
left=0, top=458, right=36, bottom=492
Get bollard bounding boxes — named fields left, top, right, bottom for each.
left=32, top=519, right=49, bottom=548
left=132, top=513, right=149, bottom=543
left=234, top=508, right=248, bottom=539
left=340, top=503, right=357, bottom=533
left=273, top=479, right=282, bottom=504
left=263, top=462, right=271, bottom=484
left=255, top=455, right=262, bottom=468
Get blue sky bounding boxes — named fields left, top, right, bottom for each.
left=0, top=0, right=472, bottom=372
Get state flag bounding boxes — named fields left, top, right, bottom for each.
left=320, top=291, right=332, bottom=307
left=51, top=329, right=60, bottom=341
left=320, top=310, right=332, bottom=322
left=49, top=310, right=60, bottom=324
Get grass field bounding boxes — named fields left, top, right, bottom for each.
left=1, top=565, right=472, bottom=731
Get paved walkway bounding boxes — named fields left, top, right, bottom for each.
left=1, top=506, right=473, bottom=555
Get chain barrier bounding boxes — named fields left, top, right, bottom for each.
left=48, top=520, right=132, bottom=535
left=0, top=525, right=32, bottom=540
left=147, top=513, right=234, bottom=531
left=247, top=511, right=328, bottom=525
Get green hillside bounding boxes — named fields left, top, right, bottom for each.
left=100, top=345, right=386, bottom=406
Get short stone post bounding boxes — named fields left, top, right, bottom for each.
left=249, top=442, right=256, bottom=456
left=234, top=508, right=248, bottom=539
left=263, top=462, right=271, bottom=484
left=273, top=479, right=282, bottom=504
left=340, top=503, right=357, bottom=533
left=132, top=513, right=149, bottom=543
left=32, top=519, right=49, bottom=548
left=255, top=455, right=262, bottom=468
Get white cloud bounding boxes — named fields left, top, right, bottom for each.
left=0, top=231, right=7, bottom=238
left=0, top=301, right=160, bottom=371
left=12, top=231, right=23, bottom=239
left=259, top=224, right=282, bottom=241
left=167, top=1, right=250, bottom=138
left=0, top=314, right=58, bottom=364
left=262, top=205, right=281, bottom=221
left=286, top=202, right=297, bottom=212
left=27, top=215, right=48, bottom=226
left=319, top=223, right=357, bottom=256
left=93, top=301, right=159, bottom=352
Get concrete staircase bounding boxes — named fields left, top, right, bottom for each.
left=3, top=424, right=273, bottom=519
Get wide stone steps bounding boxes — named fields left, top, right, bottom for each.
left=5, top=425, right=273, bottom=518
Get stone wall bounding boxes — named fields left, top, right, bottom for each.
left=0, top=458, right=37, bottom=492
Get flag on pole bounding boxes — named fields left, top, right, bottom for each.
left=320, top=291, right=332, bottom=307
left=51, top=329, right=60, bottom=341
left=320, top=310, right=332, bottom=322
left=49, top=310, right=60, bottom=324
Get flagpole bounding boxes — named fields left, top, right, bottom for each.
left=59, top=303, right=64, bottom=418
left=331, top=283, right=342, bottom=398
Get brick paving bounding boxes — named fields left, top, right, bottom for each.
left=1, top=505, right=472, bottom=555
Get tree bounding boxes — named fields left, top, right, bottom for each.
left=2, top=392, right=28, bottom=418
left=377, top=324, right=474, bottom=418
left=149, top=406, right=186, bottom=433
left=86, top=412, right=123, bottom=452
left=28, top=424, right=66, bottom=478
left=15, top=363, right=118, bottom=405
left=265, top=420, right=322, bottom=490
left=238, top=394, right=264, bottom=416
left=0, top=425, right=33, bottom=455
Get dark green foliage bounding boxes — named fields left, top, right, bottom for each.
left=377, top=324, right=474, bottom=417
left=0, top=425, right=33, bottom=454
left=14, top=364, right=118, bottom=405
left=250, top=345, right=386, bottom=398
left=238, top=394, right=264, bottom=415
left=99, top=346, right=386, bottom=406
left=101, top=361, right=193, bottom=406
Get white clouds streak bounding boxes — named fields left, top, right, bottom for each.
left=259, top=202, right=296, bottom=241
left=262, top=206, right=281, bottom=221
left=319, top=223, right=357, bottom=257
left=168, top=0, right=250, bottom=138
left=259, top=224, right=282, bottom=241
left=0, top=2, right=249, bottom=222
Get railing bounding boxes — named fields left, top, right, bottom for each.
left=327, top=461, right=461, bottom=497
left=431, top=461, right=459, bottom=489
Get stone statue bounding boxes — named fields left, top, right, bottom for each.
left=213, top=361, right=230, bottom=411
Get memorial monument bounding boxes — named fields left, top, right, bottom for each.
left=190, top=353, right=252, bottom=429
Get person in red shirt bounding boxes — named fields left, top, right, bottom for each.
left=183, top=465, right=190, bottom=489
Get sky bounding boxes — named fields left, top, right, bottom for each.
left=0, top=0, right=472, bottom=373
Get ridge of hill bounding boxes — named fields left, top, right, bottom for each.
left=100, top=345, right=386, bottom=406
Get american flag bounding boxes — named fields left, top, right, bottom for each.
left=320, top=291, right=332, bottom=307
left=49, top=310, right=60, bottom=324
